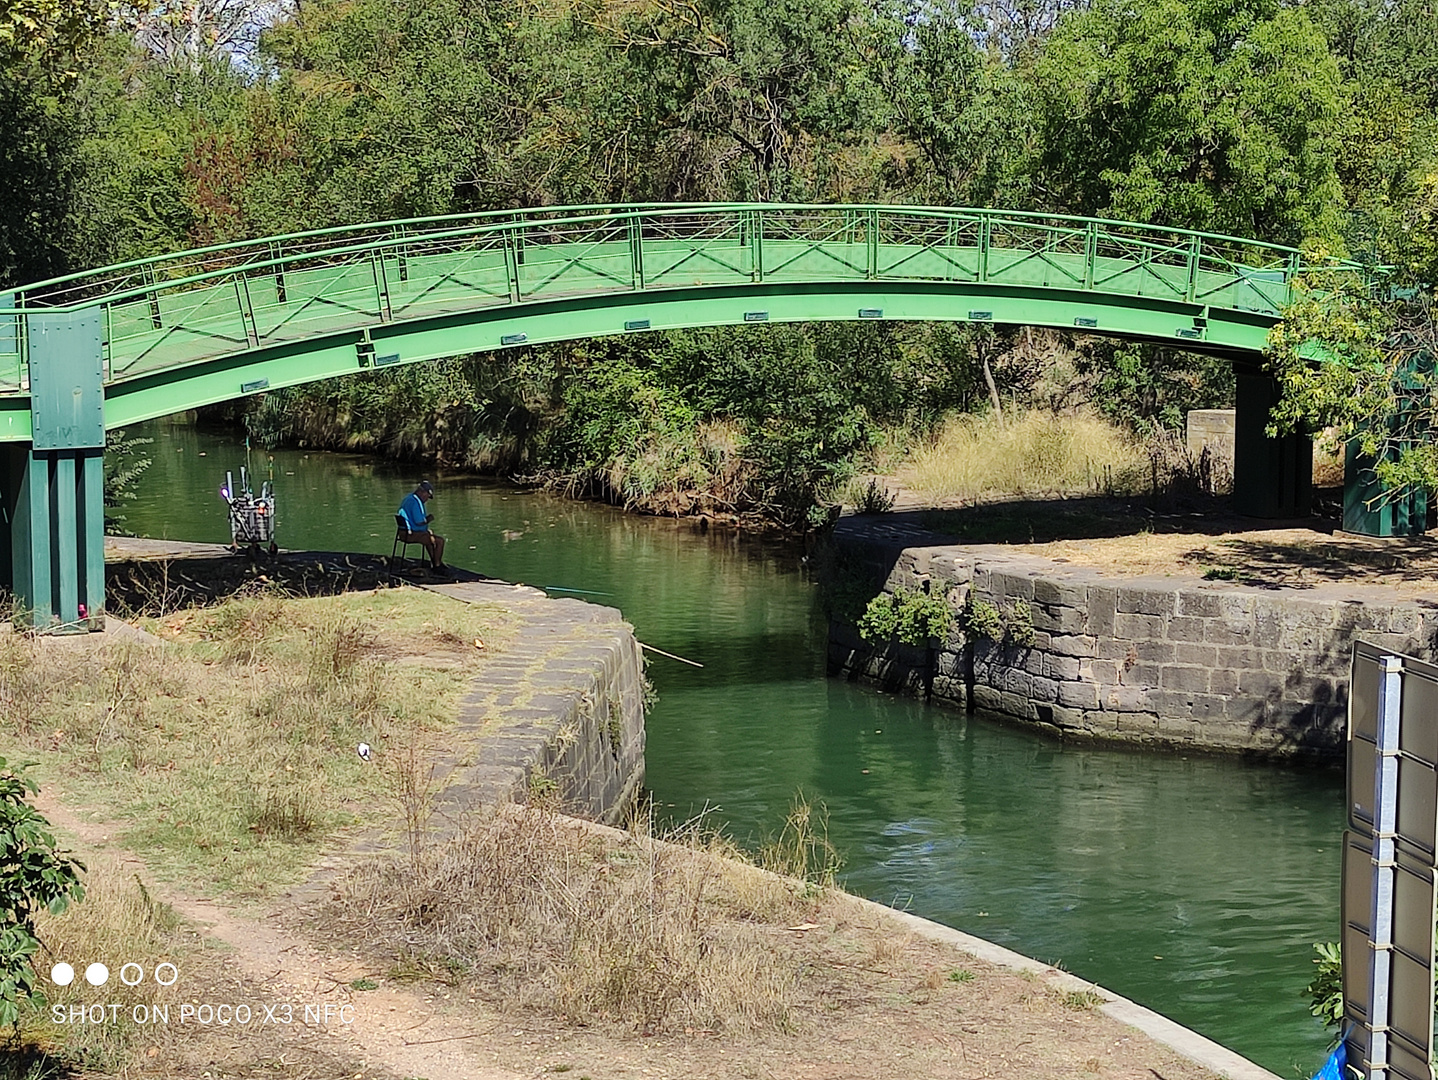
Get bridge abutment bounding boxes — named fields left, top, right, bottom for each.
left=1233, top=368, right=1312, bottom=518
left=1, top=443, right=107, bottom=632
left=3, top=309, right=107, bottom=631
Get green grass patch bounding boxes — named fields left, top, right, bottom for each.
left=0, top=587, right=515, bottom=898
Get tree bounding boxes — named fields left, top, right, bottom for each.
left=0, top=757, right=85, bottom=1030
left=123, top=0, right=294, bottom=69
left=593, top=0, right=886, bottom=201
left=859, top=0, right=1036, bottom=206
left=1266, top=174, right=1438, bottom=500
left=1306, top=0, right=1438, bottom=112
left=1029, top=0, right=1345, bottom=244
left=0, top=0, right=112, bottom=76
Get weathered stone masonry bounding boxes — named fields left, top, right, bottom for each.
left=828, top=521, right=1438, bottom=757
left=426, top=582, right=646, bottom=824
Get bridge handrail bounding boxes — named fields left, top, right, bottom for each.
left=0, top=202, right=710, bottom=309
left=0, top=202, right=1363, bottom=316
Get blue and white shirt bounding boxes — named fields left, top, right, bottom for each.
left=398, top=492, right=429, bottom=532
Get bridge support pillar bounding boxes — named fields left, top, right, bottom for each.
left=1343, top=440, right=1427, bottom=536
left=1233, top=369, right=1311, bottom=519
left=0, top=443, right=106, bottom=631
left=2, top=307, right=108, bottom=631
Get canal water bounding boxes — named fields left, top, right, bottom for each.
left=121, top=416, right=1344, bottom=1075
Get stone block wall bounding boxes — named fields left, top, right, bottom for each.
left=1186, top=409, right=1236, bottom=462
left=537, top=617, right=647, bottom=821
left=828, top=528, right=1438, bottom=757
left=434, top=586, right=646, bottom=826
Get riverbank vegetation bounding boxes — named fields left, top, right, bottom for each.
left=899, top=412, right=1148, bottom=503
left=2, top=0, right=1433, bottom=528
left=326, top=800, right=843, bottom=1035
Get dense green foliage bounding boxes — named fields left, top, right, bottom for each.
left=1307, top=940, right=1344, bottom=1032
left=0, top=757, right=85, bottom=1028
left=1266, top=176, right=1438, bottom=502
left=1, top=0, right=1434, bottom=522
left=857, top=587, right=954, bottom=647
left=102, top=428, right=154, bottom=535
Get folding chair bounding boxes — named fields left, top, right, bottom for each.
left=391, top=513, right=421, bottom=574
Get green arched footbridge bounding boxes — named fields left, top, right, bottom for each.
left=0, top=203, right=1348, bottom=630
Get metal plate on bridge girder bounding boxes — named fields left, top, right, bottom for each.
left=27, top=309, right=104, bottom=450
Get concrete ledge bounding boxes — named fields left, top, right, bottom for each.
left=870, top=903, right=1282, bottom=1080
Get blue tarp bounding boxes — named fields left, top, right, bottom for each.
left=1310, top=1041, right=1347, bottom=1080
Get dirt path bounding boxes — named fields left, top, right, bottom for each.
left=31, top=784, right=1255, bottom=1080
left=34, top=790, right=525, bottom=1080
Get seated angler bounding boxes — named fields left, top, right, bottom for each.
left=397, top=480, right=447, bottom=574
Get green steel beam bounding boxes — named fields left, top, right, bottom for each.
left=0, top=201, right=1372, bottom=623
left=100, top=281, right=1273, bottom=430
left=0, top=202, right=1365, bottom=634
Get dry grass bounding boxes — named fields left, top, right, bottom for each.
left=0, top=588, right=514, bottom=897
left=900, top=412, right=1145, bottom=502
left=16, top=858, right=196, bottom=1076
left=326, top=800, right=833, bottom=1036
left=317, top=804, right=1227, bottom=1080
left=8, top=834, right=378, bottom=1080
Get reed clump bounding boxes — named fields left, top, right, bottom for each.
left=327, top=798, right=842, bottom=1036
left=901, top=411, right=1146, bottom=501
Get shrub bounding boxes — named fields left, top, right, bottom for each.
left=1007, top=598, right=1036, bottom=647
left=857, top=587, right=954, bottom=646
left=1307, top=941, right=1343, bottom=1030
left=959, top=597, right=1005, bottom=642
left=0, top=758, right=85, bottom=1029
left=849, top=476, right=896, bottom=514
left=959, top=596, right=1035, bottom=646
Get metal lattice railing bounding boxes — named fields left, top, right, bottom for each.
left=0, top=203, right=1358, bottom=394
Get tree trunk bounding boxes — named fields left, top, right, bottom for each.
left=982, top=354, right=1004, bottom=429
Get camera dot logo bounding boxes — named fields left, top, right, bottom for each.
left=49, top=961, right=178, bottom=987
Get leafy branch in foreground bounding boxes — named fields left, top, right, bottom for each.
left=0, top=757, right=85, bottom=1029
left=1307, top=940, right=1343, bottom=1031
left=1266, top=272, right=1438, bottom=507
left=103, top=428, right=154, bottom=536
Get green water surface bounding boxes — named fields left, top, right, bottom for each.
left=121, top=417, right=1344, bottom=1076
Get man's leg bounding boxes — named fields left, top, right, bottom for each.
left=417, top=531, right=439, bottom=567
left=432, top=533, right=446, bottom=568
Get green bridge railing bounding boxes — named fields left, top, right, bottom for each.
left=0, top=203, right=1355, bottom=395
